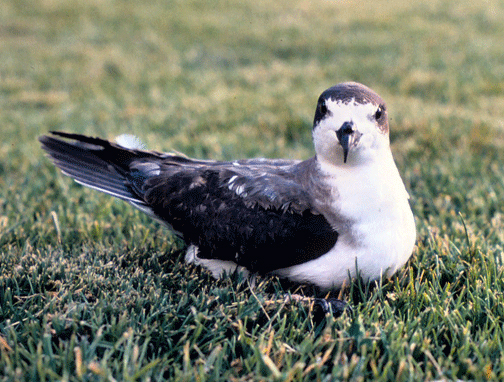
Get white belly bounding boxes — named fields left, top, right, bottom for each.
left=185, top=197, right=415, bottom=291
left=273, top=199, right=416, bottom=290
left=274, top=158, right=417, bottom=290
left=184, top=155, right=416, bottom=291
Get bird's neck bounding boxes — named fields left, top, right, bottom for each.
left=316, top=150, right=409, bottom=207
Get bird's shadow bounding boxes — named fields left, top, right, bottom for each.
left=127, top=245, right=392, bottom=325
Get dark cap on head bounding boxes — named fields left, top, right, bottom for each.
left=313, top=82, right=387, bottom=127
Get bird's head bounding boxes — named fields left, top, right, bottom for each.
left=312, top=82, right=390, bottom=166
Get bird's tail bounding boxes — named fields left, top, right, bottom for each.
left=39, top=131, right=154, bottom=209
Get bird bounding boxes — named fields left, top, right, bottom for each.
left=39, top=82, right=416, bottom=302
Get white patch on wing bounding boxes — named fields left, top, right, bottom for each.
left=235, top=184, right=246, bottom=196
left=228, top=176, right=248, bottom=197
left=228, top=175, right=238, bottom=186
left=115, top=134, right=147, bottom=150
left=189, top=175, right=206, bottom=189
left=133, top=162, right=161, bottom=176
left=184, top=245, right=250, bottom=279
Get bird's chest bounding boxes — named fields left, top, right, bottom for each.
left=312, top=167, right=414, bottom=284
left=321, top=165, right=410, bottom=247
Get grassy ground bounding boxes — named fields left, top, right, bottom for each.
left=1, top=0, right=504, bottom=380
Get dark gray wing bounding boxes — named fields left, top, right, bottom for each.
left=144, top=158, right=338, bottom=273
left=39, top=132, right=157, bottom=207
left=40, top=132, right=338, bottom=273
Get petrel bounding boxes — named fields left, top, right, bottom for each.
left=39, top=82, right=416, bottom=293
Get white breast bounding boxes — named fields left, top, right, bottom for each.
left=274, top=153, right=416, bottom=290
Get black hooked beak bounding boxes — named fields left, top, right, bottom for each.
left=336, top=121, right=359, bottom=163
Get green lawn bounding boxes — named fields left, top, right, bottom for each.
left=2, top=0, right=504, bottom=380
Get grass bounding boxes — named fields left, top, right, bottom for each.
left=1, top=0, right=504, bottom=380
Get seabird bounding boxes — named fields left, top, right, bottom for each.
left=39, top=82, right=416, bottom=296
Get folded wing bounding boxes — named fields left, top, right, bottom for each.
left=40, top=132, right=338, bottom=273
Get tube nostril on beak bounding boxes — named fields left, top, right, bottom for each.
left=336, top=121, right=355, bottom=164
left=336, top=121, right=354, bottom=141
left=342, top=122, right=354, bottom=134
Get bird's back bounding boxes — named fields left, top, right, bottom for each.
left=39, top=132, right=339, bottom=274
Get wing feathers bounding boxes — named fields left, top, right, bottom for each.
left=39, top=134, right=143, bottom=204
left=40, top=132, right=338, bottom=273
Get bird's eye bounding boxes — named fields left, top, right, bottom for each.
left=374, top=105, right=385, bottom=120
left=319, top=101, right=328, bottom=115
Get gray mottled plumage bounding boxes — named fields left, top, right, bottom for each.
left=39, top=82, right=416, bottom=291
left=39, top=132, right=337, bottom=274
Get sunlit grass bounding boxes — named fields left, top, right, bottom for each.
left=2, top=0, right=504, bottom=380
